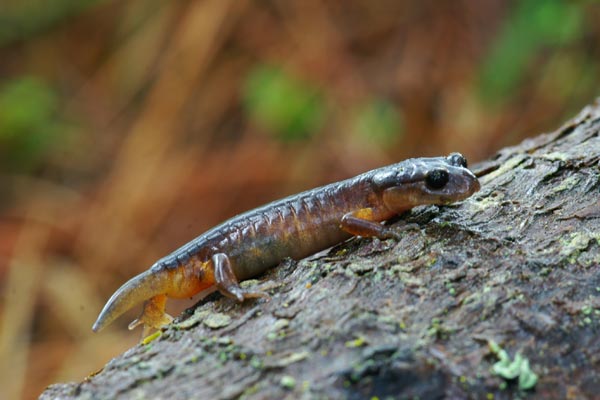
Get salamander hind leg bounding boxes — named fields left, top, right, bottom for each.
left=128, top=294, right=174, bottom=338
left=212, top=253, right=270, bottom=302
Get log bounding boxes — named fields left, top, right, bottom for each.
left=41, top=100, right=600, bottom=399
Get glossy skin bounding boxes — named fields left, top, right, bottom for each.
left=92, top=153, right=480, bottom=336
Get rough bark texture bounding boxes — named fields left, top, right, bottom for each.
left=41, top=101, right=600, bottom=400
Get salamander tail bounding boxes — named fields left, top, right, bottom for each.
left=92, top=268, right=170, bottom=332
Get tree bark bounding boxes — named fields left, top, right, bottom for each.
left=41, top=100, right=600, bottom=399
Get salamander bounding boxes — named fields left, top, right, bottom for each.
left=92, top=153, right=480, bottom=336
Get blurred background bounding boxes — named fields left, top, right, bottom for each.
left=0, top=0, right=599, bottom=398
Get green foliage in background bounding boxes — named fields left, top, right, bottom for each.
left=0, top=77, right=64, bottom=172
left=243, top=65, right=324, bottom=141
left=351, top=99, right=403, bottom=146
left=479, top=0, right=584, bottom=105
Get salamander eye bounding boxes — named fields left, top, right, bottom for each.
left=448, top=152, right=467, bottom=168
left=425, top=169, right=449, bottom=189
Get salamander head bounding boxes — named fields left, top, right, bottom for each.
left=372, top=152, right=480, bottom=211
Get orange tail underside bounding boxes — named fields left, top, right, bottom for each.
left=93, top=260, right=216, bottom=333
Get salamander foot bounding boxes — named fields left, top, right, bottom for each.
left=213, top=253, right=271, bottom=302
left=128, top=294, right=174, bottom=338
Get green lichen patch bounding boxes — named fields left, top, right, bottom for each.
left=541, top=152, right=570, bottom=162
left=559, top=231, right=599, bottom=265
left=551, top=174, right=580, bottom=193
left=279, top=375, right=296, bottom=389
left=141, top=331, right=162, bottom=345
left=174, top=308, right=219, bottom=330
left=203, top=312, right=232, bottom=329
left=271, top=318, right=290, bottom=331
left=488, top=341, right=538, bottom=390
left=345, top=336, right=368, bottom=348
left=479, top=154, right=528, bottom=184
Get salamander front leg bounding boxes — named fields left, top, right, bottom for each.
left=213, top=253, right=270, bottom=302
left=341, top=208, right=418, bottom=240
